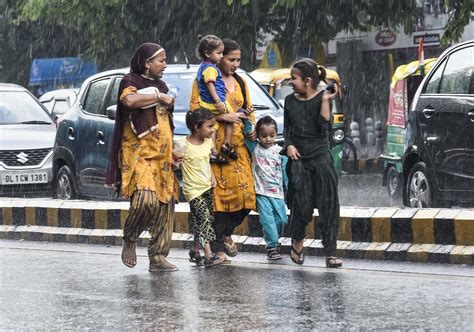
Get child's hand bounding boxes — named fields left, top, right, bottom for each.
left=323, top=84, right=338, bottom=101
left=172, top=154, right=183, bottom=170
left=244, top=106, right=254, bottom=116
left=216, top=101, right=226, bottom=113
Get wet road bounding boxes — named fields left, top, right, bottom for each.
left=339, top=173, right=402, bottom=207
left=1, top=240, right=473, bottom=330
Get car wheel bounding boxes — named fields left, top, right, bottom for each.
left=406, top=162, right=436, bottom=208
left=55, top=165, right=77, bottom=200
left=387, top=165, right=402, bottom=198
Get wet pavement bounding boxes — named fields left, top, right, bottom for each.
left=1, top=240, right=473, bottom=330
left=339, top=173, right=402, bottom=207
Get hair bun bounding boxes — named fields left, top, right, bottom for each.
left=318, top=66, right=327, bottom=81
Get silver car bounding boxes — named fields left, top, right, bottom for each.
left=0, top=83, right=56, bottom=197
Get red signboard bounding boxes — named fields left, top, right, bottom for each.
left=387, top=80, right=406, bottom=127
left=375, top=30, right=397, bottom=47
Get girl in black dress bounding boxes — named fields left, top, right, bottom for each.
left=282, top=58, right=343, bottom=268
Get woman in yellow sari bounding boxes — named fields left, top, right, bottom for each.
left=190, top=39, right=257, bottom=262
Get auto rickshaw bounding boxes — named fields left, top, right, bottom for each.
left=381, top=58, right=437, bottom=198
left=250, top=67, right=349, bottom=175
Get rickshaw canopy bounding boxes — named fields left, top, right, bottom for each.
left=390, top=58, right=437, bottom=89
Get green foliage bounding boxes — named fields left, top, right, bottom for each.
left=1, top=0, right=472, bottom=86
left=442, top=0, right=474, bottom=44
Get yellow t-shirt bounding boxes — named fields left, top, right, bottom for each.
left=182, top=137, right=214, bottom=202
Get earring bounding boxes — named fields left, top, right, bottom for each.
left=144, top=68, right=150, bottom=77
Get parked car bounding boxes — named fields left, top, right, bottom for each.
left=39, top=88, right=78, bottom=122
left=403, top=40, right=474, bottom=207
left=0, top=83, right=56, bottom=197
left=53, top=64, right=284, bottom=200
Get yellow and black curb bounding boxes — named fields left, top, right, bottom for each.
left=1, top=199, right=473, bottom=265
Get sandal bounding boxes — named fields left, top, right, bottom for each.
left=267, top=248, right=282, bottom=261
left=149, top=259, right=178, bottom=272
left=326, top=256, right=343, bottom=268
left=224, top=240, right=238, bottom=257
left=121, top=241, right=137, bottom=268
left=204, top=255, right=223, bottom=268
left=221, top=143, right=238, bottom=160
left=210, top=152, right=229, bottom=164
left=189, top=250, right=204, bottom=266
left=290, top=246, right=305, bottom=265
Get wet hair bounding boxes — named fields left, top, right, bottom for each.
left=185, top=109, right=215, bottom=133
left=222, top=39, right=241, bottom=56
left=256, top=115, right=277, bottom=136
left=291, top=58, right=326, bottom=89
left=195, top=35, right=224, bottom=60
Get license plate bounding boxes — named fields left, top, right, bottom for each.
left=0, top=172, right=48, bottom=185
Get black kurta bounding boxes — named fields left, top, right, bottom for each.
left=282, top=91, right=340, bottom=256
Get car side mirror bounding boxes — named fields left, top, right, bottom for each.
left=106, top=105, right=117, bottom=120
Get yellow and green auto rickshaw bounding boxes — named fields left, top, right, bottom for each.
left=381, top=58, right=437, bottom=198
left=250, top=67, right=351, bottom=175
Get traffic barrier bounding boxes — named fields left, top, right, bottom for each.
left=1, top=198, right=473, bottom=265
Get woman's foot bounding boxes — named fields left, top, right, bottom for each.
left=216, top=252, right=232, bottom=264
left=290, top=240, right=304, bottom=265
left=224, top=238, right=238, bottom=257
left=326, top=256, right=343, bottom=268
left=221, top=143, right=238, bottom=160
left=149, top=258, right=178, bottom=272
left=121, top=241, right=137, bottom=268
left=204, top=254, right=223, bottom=268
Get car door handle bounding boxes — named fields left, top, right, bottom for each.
left=67, top=127, right=75, bottom=140
left=97, top=130, right=105, bottom=145
left=468, top=111, right=474, bottom=122
left=422, top=108, right=436, bottom=118
left=425, top=135, right=440, bottom=143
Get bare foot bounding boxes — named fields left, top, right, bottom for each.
left=121, top=242, right=137, bottom=268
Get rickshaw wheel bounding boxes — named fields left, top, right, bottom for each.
left=387, top=166, right=402, bottom=198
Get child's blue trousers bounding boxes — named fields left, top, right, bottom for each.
left=256, top=194, right=288, bottom=248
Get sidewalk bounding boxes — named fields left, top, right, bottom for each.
left=1, top=198, right=473, bottom=265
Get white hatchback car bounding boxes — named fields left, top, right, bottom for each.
left=0, top=83, right=56, bottom=197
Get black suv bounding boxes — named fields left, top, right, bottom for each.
left=403, top=40, right=474, bottom=208
left=53, top=64, right=283, bottom=200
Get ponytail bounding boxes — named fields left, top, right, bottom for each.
left=291, top=58, right=324, bottom=88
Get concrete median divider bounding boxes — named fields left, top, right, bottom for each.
left=1, top=198, right=473, bottom=265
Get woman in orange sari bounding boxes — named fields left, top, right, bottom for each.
left=190, top=39, right=256, bottom=262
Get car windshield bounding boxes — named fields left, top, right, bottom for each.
left=162, top=73, right=195, bottom=112
left=162, top=71, right=280, bottom=113
left=0, top=91, right=53, bottom=125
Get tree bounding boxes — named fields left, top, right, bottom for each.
left=2, top=0, right=472, bottom=86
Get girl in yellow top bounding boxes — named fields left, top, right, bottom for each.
left=180, top=109, right=222, bottom=267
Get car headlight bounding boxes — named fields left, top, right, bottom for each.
left=333, top=129, right=345, bottom=143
